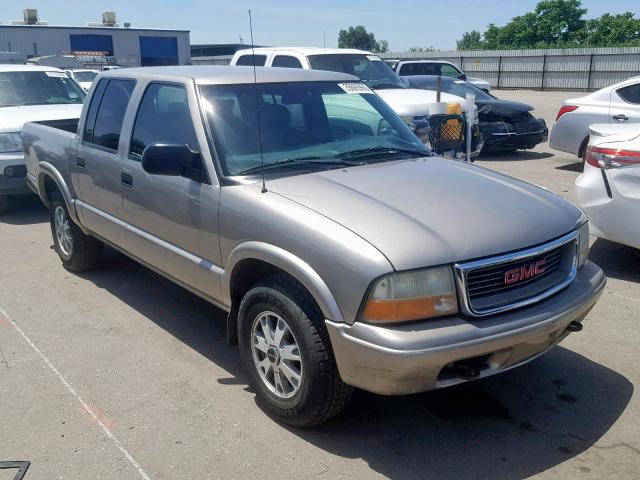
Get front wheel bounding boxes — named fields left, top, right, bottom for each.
left=238, top=275, right=352, bottom=427
left=50, top=191, right=103, bottom=271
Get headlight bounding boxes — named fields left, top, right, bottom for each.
left=361, top=266, right=458, bottom=323
left=577, top=222, right=590, bottom=268
left=0, top=132, right=23, bottom=154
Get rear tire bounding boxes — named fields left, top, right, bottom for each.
left=238, top=274, right=352, bottom=427
left=50, top=191, right=103, bottom=272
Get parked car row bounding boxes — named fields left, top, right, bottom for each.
left=547, top=76, right=640, bottom=250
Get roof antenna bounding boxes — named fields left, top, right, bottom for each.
left=248, top=9, right=267, bottom=194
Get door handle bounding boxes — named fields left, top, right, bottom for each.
left=121, top=172, right=133, bottom=187
left=76, top=156, right=85, bottom=168
left=613, top=114, right=628, bottom=121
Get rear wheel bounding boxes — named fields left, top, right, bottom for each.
left=238, top=274, right=352, bottom=427
left=50, top=191, right=103, bottom=271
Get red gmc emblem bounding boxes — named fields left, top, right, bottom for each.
left=504, top=259, right=546, bottom=285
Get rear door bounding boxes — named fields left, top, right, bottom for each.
left=119, top=81, right=222, bottom=300
left=610, top=81, right=640, bottom=124
left=73, top=77, right=136, bottom=242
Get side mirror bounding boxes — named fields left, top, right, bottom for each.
left=141, top=143, right=201, bottom=177
left=459, top=74, right=467, bottom=81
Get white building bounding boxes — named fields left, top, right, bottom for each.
left=0, top=9, right=190, bottom=67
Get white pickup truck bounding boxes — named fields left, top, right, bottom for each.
left=0, top=64, right=84, bottom=212
left=230, top=48, right=467, bottom=117
left=230, top=48, right=482, bottom=158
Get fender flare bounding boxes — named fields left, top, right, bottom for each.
left=37, top=161, right=84, bottom=229
left=222, top=241, right=345, bottom=324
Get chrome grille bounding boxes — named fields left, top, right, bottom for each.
left=455, top=231, right=579, bottom=317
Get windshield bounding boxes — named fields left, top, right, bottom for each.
left=0, top=71, right=86, bottom=107
left=200, top=81, right=428, bottom=177
left=74, top=71, right=98, bottom=83
left=405, top=76, right=494, bottom=101
left=307, top=54, right=406, bottom=90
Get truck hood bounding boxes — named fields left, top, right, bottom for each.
left=269, top=157, right=583, bottom=270
left=374, top=88, right=466, bottom=117
left=0, top=104, right=83, bottom=132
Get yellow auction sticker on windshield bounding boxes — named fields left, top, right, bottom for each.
left=338, top=83, right=374, bottom=94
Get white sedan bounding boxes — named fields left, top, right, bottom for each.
left=550, top=76, right=640, bottom=159
left=575, top=123, right=640, bottom=249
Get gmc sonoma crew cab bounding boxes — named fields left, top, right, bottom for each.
left=24, top=66, right=605, bottom=427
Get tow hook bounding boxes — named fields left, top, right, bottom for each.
left=566, top=321, right=583, bottom=332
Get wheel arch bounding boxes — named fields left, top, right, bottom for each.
left=37, top=162, right=84, bottom=228
left=222, top=242, right=344, bottom=345
left=578, top=135, right=590, bottom=159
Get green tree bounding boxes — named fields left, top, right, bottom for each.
left=455, top=0, right=640, bottom=49
left=534, top=0, right=586, bottom=44
left=585, top=13, right=640, bottom=47
left=338, top=26, right=388, bottom=52
left=408, top=46, right=435, bottom=52
left=456, top=30, right=484, bottom=50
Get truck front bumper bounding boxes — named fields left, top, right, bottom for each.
left=0, top=154, right=29, bottom=196
left=326, top=261, right=605, bottom=395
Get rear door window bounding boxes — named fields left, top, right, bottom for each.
left=617, top=83, right=640, bottom=104
left=82, top=79, right=108, bottom=143
left=236, top=54, right=267, bottom=66
left=399, top=63, right=439, bottom=76
left=272, top=55, right=303, bottom=69
left=85, top=79, right=135, bottom=150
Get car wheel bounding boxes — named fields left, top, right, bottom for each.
left=238, top=274, right=352, bottom=427
left=50, top=191, right=103, bottom=271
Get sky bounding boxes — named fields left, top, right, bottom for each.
left=4, top=0, right=639, bottom=51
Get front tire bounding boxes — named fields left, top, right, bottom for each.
left=238, top=275, right=352, bottom=427
left=50, top=191, right=103, bottom=271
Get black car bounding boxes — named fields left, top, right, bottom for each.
left=402, top=75, right=548, bottom=152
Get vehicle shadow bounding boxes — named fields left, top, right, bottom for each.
left=555, top=161, right=584, bottom=172
left=478, top=150, right=553, bottom=162
left=589, top=238, right=640, bottom=283
left=0, top=195, right=48, bottom=225
left=291, top=348, right=632, bottom=479
left=78, top=249, right=247, bottom=381
left=79, top=250, right=632, bottom=480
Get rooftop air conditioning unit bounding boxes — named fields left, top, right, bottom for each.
left=24, top=8, right=38, bottom=25
left=102, top=11, right=118, bottom=27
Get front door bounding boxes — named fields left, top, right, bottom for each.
left=120, top=82, right=222, bottom=300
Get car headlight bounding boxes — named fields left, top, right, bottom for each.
left=577, top=222, right=589, bottom=268
left=0, top=132, right=23, bottom=154
left=361, top=266, right=458, bottom=323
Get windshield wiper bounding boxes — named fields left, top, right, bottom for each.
left=236, top=156, right=352, bottom=175
left=336, top=146, right=428, bottom=160
left=370, top=83, right=403, bottom=90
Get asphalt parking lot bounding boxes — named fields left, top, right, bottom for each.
left=1, top=89, right=639, bottom=480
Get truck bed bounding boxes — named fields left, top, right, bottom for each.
left=23, top=119, right=79, bottom=197
left=30, top=118, right=80, bottom=134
